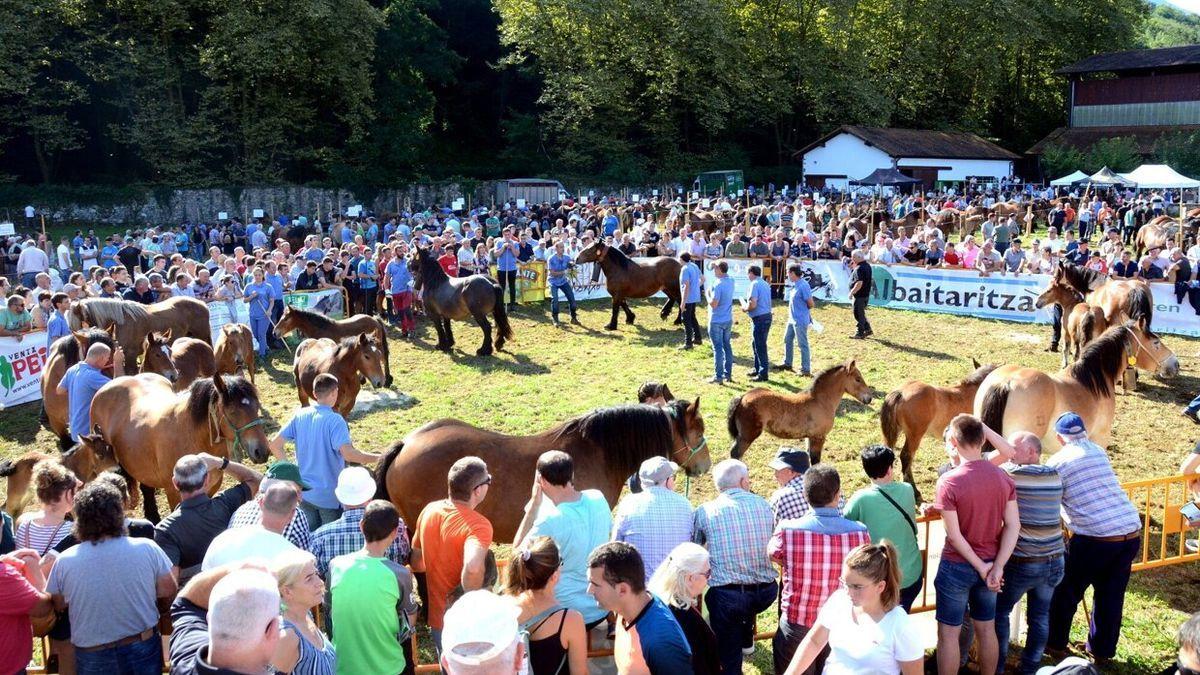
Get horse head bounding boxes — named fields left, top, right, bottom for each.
left=141, top=331, right=179, bottom=384
left=1124, top=322, right=1179, bottom=379
left=840, top=359, right=873, bottom=405
left=210, top=375, right=270, bottom=463
left=354, top=333, right=386, bottom=388
left=574, top=240, right=605, bottom=265
left=1035, top=271, right=1082, bottom=310
left=272, top=306, right=294, bottom=338
left=667, top=397, right=711, bottom=477
left=64, top=431, right=120, bottom=483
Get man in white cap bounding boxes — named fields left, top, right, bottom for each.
left=611, top=456, right=693, bottom=582
left=441, top=590, right=523, bottom=674
left=311, top=466, right=410, bottom=581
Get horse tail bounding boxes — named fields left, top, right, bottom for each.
left=374, top=440, right=403, bottom=501
left=726, top=395, right=743, bottom=441
left=493, top=283, right=514, bottom=341
left=978, top=381, right=1012, bottom=451
left=880, top=390, right=903, bottom=449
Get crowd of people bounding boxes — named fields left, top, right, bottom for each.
left=4, top=398, right=1195, bottom=675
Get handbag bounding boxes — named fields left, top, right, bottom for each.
left=23, top=520, right=67, bottom=637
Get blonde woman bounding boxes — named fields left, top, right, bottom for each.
left=784, top=541, right=923, bottom=675
left=648, top=542, right=720, bottom=674
left=271, top=549, right=336, bottom=675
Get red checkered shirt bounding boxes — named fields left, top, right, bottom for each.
left=769, top=523, right=870, bottom=626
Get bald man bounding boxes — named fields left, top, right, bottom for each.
left=57, top=342, right=124, bottom=442
left=987, top=431, right=1065, bottom=673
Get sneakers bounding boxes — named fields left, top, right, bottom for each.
left=850, top=333, right=865, bottom=340
left=772, top=363, right=793, bottom=371
left=678, top=344, right=694, bottom=350
left=1187, top=538, right=1199, bottom=553
left=742, top=645, right=756, bottom=656
left=1183, top=408, right=1200, bottom=425
left=706, top=376, right=725, bottom=384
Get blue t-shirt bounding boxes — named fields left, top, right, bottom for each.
left=356, top=259, right=378, bottom=289
left=603, top=215, right=620, bottom=237
left=61, top=362, right=110, bottom=442
left=304, top=248, right=325, bottom=263
left=547, top=254, right=572, bottom=287
left=46, top=311, right=70, bottom=351
left=709, top=276, right=734, bottom=324
left=340, top=226, right=355, bottom=244
left=100, top=245, right=119, bottom=268
left=243, top=281, right=274, bottom=319
left=788, top=278, right=812, bottom=326
left=529, top=490, right=612, bottom=624
left=386, top=260, right=411, bottom=295
left=280, top=404, right=353, bottom=509
left=679, top=262, right=702, bottom=304
left=494, top=239, right=518, bottom=272
left=622, top=596, right=693, bottom=674
left=747, top=278, right=772, bottom=318
left=265, top=273, right=285, bottom=299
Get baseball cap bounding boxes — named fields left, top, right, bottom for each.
left=333, top=466, right=375, bottom=506
left=265, top=461, right=311, bottom=490
left=442, top=591, right=520, bottom=667
left=638, top=456, right=679, bottom=487
left=1054, top=412, right=1086, bottom=436
left=768, top=447, right=811, bottom=474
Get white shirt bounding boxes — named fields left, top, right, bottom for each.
left=16, top=245, right=49, bottom=275
left=24, top=205, right=35, bottom=218
left=57, top=243, right=72, bottom=270
left=201, top=525, right=298, bottom=571
left=819, top=590, right=924, bottom=674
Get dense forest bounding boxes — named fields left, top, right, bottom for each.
left=0, top=0, right=1194, bottom=188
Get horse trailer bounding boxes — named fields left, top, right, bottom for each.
left=496, top=178, right=569, bottom=206
left=693, top=170, right=744, bottom=196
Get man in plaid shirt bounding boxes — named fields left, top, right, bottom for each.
left=311, top=467, right=411, bottom=582
left=693, top=459, right=778, bottom=675
left=227, top=461, right=313, bottom=550
left=768, top=447, right=845, bottom=521
left=769, top=464, right=869, bottom=675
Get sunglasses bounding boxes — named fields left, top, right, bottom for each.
left=475, top=476, right=493, bottom=490
left=1178, top=663, right=1200, bottom=675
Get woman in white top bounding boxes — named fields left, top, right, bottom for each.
left=784, top=541, right=924, bottom=675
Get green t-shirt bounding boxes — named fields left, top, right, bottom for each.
left=330, top=551, right=413, bottom=675
left=485, top=216, right=501, bottom=238
left=0, top=308, right=31, bottom=331
left=844, top=481, right=923, bottom=587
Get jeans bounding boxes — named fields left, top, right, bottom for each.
left=75, top=633, right=161, bottom=675
left=750, top=314, right=772, bottom=378
left=1049, top=303, right=1063, bottom=347
left=497, top=269, right=517, bottom=304
left=299, top=501, right=342, bottom=530
left=782, top=321, right=810, bottom=373
left=934, top=559, right=998, bottom=625
left=773, top=618, right=827, bottom=675
left=549, top=283, right=576, bottom=320
left=852, top=295, right=872, bottom=335
left=1186, top=393, right=1200, bottom=415
left=996, top=556, right=1065, bottom=674
left=360, top=286, right=376, bottom=316
left=249, top=315, right=271, bottom=357
left=20, top=272, right=38, bottom=287
left=1048, top=534, right=1139, bottom=659
left=269, top=301, right=286, bottom=347
left=681, top=302, right=702, bottom=345
left=704, top=581, right=777, bottom=675
left=709, top=321, right=733, bottom=380
left=899, top=571, right=924, bottom=613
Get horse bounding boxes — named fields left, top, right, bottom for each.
left=169, top=337, right=218, bottom=391
left=975, top=322, right=1177, bottom=452
left=282, top=224, right=318, bottom=255
left=1135, top=215, right=1175, bottom=259
left=374, top=398, right=711, bottom=542
left=1034, top=275, right=1108, bottom=369
left=293, top=334, right=387, bottom=418
left=574, top=240, right=682, bottom=331
left=215, top=323, right=256, bottom=382
left=40, top=328, right=117, bottom=451
left=274, top=305, right=392, bottom=385
left=76, top=374, right=270, bottom=522
left=727, top=361, right=874, bottom=462
left=68, top=296, right=211, bottom=370
left=1, top=446, right=119, bottom=517
left=879, top=359, right=997, bottom=500
left=408, top=246, right=512, bottom=356
left=139, top=331, right=180, bottom=387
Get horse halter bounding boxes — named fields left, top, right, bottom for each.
left=1123, top=325, right=1163, bottom=370
left=208, top=404, right=266, bottom=462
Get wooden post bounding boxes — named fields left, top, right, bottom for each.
left=685, top=191, right=691, bottom=229
left=40, top=214, right=46, bottom=237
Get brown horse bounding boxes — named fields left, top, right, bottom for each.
left=975, top=322, right=1176, bottom=452
left=1135, top=215, right=1175, bottom=259
left=40, top=328, right=117, bottom=451
left=78, top=374, right=270, bottom=522
left=1, top=446, right=120, bottom=517
left=1034, top=276, right=1107, bottom=369
left=293, top=334, right=387, bottom=418
left=169, top=337, right=218, bottom=391
left=215, top=323, right=256, bottom=382
left=409, top=246, right=512, bottom=356
left=574, top=240, right=682, bottom=331
left=374, top=398, right=711, bottom=542
left=727, top=361, right=874, bottom=462
left=68, top=296, right=211, bottom=369
left=139, top=331, right=180, bottom=387
left=274, top=305, right=392, bottom=385
left=880, top=359, right=997, bottom=499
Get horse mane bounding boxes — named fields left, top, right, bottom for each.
left=1124, top=283, right=1155, bottom=335
left=1058, top=262, right=1106, bottom=294
left=76, top=298, right=150, bottom=328
left=962, top=363, right=998, bottom=387
left=1068, top=324, right=1132, bottom=398
left=286, top=306, right=336, bottom=330
left=335, top=334, right=369, bottom=353
left=554, top=403, right=675, bottom=476
left=811, top=364, right=847, bottom=391
left=415, top=247, right=450, bottom=286
left=186, top=375, right=258, bottom=425
left=600, top=243, right=634, bottom=269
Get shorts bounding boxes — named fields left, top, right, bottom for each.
left=934, top=558, right=997, bottom=625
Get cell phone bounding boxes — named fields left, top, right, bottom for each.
left=1181, top=501, right=1200, bottom=526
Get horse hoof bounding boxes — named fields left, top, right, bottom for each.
left=605, top=324, right=619, bottom=331
left=476, top=348, right=493, bottom=357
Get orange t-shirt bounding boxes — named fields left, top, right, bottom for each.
left=412, top=499, right=493, bottom=630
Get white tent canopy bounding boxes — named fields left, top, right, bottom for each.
left=1050, top=170, right=1088, bottom=186
left=1118, top=164, right=1200, bottom=189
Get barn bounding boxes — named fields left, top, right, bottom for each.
left=796, top=125, right=1019, bottom=192
left=1028, top=45, right=1200, bottom=162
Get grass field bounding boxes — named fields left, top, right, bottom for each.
left=2, top=291, right=1198, bottom=673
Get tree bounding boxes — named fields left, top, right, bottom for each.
left=1086, top=136, right=1139, bottom=173
left=1153, top=131, right=1200, bottom=180
left=1042, top=145, right=1086, bottom=180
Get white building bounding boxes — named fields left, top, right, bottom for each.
left=797, top=126, right=1019, bottom=192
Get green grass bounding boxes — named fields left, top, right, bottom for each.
left=2, top=294, right=1198, bottom=673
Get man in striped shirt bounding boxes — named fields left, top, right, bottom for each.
left=769, top=464, right=869, bottom=675
left=1046, top=412, right=1141, bottom=667
left=988, top=431, right=1064, bottom=674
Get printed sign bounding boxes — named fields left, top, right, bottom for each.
left=0, top=333, right=49, bottom=408
left=452, top=198, right=465, bottom=211
left=0, top=222, right=14, bottom=235
left=652, top=190, right=659, bottom=196
left=516, top=199, right=527, bottom=209
left=217, top=212, right=228, bottom=220
left=632, top=194, right=640, bottom=203
left=253, top=209, right=265, bottom=218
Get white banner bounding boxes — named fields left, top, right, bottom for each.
left=0, top=331, right=49, bottom=408
left=208, top=287, right=346, bottom=348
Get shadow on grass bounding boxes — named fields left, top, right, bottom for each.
left=1130, top=371, right=1200, bottom=407
left=448, top=349, right=550, bottom=375
left=1129, top=563, right=1200, bottom=619
left=0, top=401, right=42, bottom=445
left=874, top=338, right=959, bottom=361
